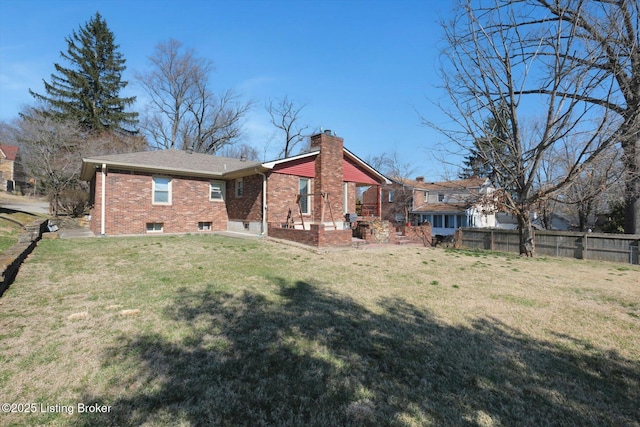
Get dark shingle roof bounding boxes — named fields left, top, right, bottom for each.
left=81, top=149, right=261, bottom=180
left=396, top=176, right=488, bottom=191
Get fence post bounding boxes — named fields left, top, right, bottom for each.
left=490, top=229, right=494, bottom=251
left=584, top=233, right=588, bottom=260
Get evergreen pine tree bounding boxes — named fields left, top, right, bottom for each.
left=459, top=109, right=512, bottom=184
left=29, top=12, right=138, bottom=134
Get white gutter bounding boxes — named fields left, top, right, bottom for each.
left=255, top=168, right=267, bottom=236
left=101, top=163, right=106, bottom=236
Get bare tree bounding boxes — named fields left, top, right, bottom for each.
left=217, top=143, right=260, bottom=161
left=530, top=0, right=640, bottom=234
left=426, top=0, right=621, bottom=255
left=266, top=96, right=309, bottom=158
left=366, top=152, right=416, bottom=224
left=13, top=108, right=84, bottom=216
left=384, top=152, right=417, bottom=224
left=136, top=39, right=251, bottom=153
left=186, top=88, right=252, bottom=154
left=558, top=145, right=624, bottom=231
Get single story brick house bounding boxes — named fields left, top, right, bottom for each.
left=80, top=131, right=390, bottom=246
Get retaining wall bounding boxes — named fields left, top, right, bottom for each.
left=0, top=219, right=49, bottom=296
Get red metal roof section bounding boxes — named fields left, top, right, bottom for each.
left=270, top=151, right=383, bottom=184
left=343, top=157, right=380, bottom=185
left=0, top=145, right=19, bottom=161
left=271, top=155, right=316, bottom=178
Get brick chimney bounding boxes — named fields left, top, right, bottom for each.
left=310, top=130, right=343, bottom=222
left=415, top=176, right=424, bottom=182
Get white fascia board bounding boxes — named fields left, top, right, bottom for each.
left=80, top=158, right=226, bottom=181
left=261, top=150, right=320, bottom=169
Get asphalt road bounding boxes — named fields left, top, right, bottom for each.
left=0, top=201, right=50, bottom=215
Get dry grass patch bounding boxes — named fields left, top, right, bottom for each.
left=0, top=235, right=638, bottom=426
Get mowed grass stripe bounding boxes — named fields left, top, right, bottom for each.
left=1, top=235, right=638, bottom=426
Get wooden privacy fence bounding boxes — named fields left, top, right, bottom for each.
left=460, top=228, right=640, bottom=265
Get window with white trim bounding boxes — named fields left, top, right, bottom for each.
left=152, top=177, right=171, bottom=204
left=210, top=180, right=225, bottom=201
left=388, top=190, right=395, bottom=203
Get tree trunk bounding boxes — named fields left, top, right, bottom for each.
left=624, top=191, right=640, bottom=234
left=623, top=135, right=640, bottom=234
left=517, top=210, right=534, bottom=256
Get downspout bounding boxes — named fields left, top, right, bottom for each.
left=255, top=169, right=267, bottom=236
left=100, top=163, right=106, bottom=236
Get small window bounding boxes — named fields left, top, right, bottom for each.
left=152, top=177, right=171, bottom=204
left=210, top=180, right=225, bottom=201
left=438, top=193, right=445, bottom=202
left=343, top=182, right=349, bottom=214
left=198, top=221, right=212, bottom=231
left=146, top=222, right=163, bottom=233
left=388, top=191, right=395, bottom=203
left=445, top=214, right=455, bottom=228
left=432, top=215, right=443, bottom=228
left=235, top=178, right=244, bottom=197
left=299, top=178, right=310, bottom=214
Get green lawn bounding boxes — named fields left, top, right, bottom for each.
left=0, top=211, right=44, bottom=253
left=1, top=235, right=638, bottom=426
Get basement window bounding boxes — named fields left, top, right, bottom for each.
left=146, top=222, right=164, bottom=233
left=198, top=221, right=212, bottom=231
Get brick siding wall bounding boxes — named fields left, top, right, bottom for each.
left=311, top=132, right=344, bottom=222
left=226, top=175, right=263, bottom=222
left=90, top=170, right=229, bottom=235
left=264, top=172, right=311, bottom=225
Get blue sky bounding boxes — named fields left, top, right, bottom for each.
left=0, top=0, right=459, bottom=180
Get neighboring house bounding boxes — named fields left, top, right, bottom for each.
left=365, top=176, right=496, bottom=236
left=80, top=131, right=390, bottom=246
left=0, top=145, right=26, bottom=193
left=497, top=211, right=572, bottom=231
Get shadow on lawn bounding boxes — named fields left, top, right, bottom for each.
left=80, top=278, right=639, bottom=426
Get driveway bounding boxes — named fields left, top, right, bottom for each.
left=0, top=200, right=50, bottom=215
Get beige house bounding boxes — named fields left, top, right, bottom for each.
left=0, top=145, right=25, bottom=193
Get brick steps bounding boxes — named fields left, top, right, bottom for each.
left=394, top=232, right=413, bottom=245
